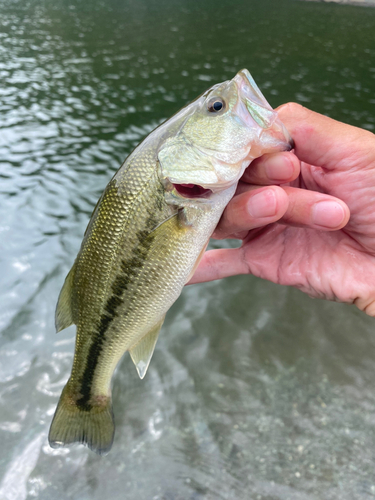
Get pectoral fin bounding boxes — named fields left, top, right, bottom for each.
left=55, top=264, right=76, bottom=333
left=129, top=317, right=165, bottom=379
left=186, top=240, right=209, bottom=283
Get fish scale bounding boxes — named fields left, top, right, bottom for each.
left=49, top=69, right=293, bottom=454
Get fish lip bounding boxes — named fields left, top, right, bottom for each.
left=286, top=137, right=295, bottom=151
left=233, top=69, right=294, bottom=151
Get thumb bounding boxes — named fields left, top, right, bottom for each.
left=277, top=103, right=375, bottom=171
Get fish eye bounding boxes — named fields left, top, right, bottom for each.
left=207, top=97, right=225, bottom=113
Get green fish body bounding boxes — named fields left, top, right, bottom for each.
left=49, top=69, right=292, bottom=454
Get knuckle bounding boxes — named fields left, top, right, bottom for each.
left=354, top=296, right=375, bottom=317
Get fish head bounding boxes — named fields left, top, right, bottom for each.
left=158, top=69, right=293, bottom=202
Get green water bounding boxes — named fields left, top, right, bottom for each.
left=1, top=0, right=375, bottom=498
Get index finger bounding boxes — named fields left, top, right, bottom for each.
left=277, top=103, right=375, bottom=170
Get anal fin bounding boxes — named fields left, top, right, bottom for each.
left=129, top=317, right=165, bottom=379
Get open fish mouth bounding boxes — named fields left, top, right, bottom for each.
left=172, top=183, right=213, bottom=198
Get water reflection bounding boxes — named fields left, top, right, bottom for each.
left=1, top=0, right=375, bottom=498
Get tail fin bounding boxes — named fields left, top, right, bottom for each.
left=48, top=382, right=114, bottom=456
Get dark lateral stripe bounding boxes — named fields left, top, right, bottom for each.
left=76, top=215, right=158, bottom=411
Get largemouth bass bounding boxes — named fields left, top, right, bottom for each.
left=49, top=69, right=292, bottom=455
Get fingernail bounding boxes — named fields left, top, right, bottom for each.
left=312, top=201, right=346, bottom=228
left=265, top=154, right=294, bottom=181
left=247, top=190, right=277, bottom=218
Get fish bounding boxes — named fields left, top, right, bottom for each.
left=48, top=69, right=293, bottom=455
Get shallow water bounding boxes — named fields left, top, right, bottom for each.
left=1, top=0, right=375, bottom=498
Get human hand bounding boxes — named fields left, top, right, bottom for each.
left=191, top=103, right=375, bottom=316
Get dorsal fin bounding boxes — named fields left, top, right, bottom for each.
left=129, top=317, right=165, bottom=379
left=55, top=264, right=76, bottom=332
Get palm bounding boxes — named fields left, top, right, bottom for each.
left=241, top=159, right=375, bottom=309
